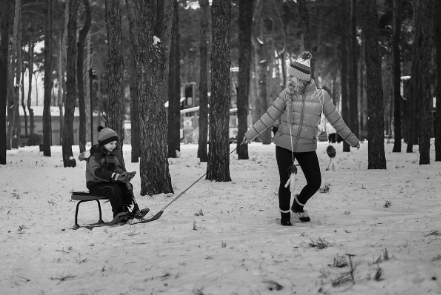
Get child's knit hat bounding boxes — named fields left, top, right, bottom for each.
left=98, top=126, right=118, bottom=145
left=288, top=51, right=312, bottom=81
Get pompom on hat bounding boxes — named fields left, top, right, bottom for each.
left=97, top=126, right=119, bottom=146
left=288, top=51, right=312, bottom=81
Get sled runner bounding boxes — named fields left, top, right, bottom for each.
left=71, top=171, right=150, bottom=230
left=83, top=208, right=151, bottom=230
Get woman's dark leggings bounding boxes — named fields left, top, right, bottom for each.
left=275, top=146, right=322, bottom=212
left=88, top=182, right=133, bottom=214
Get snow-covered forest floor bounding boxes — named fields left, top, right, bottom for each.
left=1, top=140, right=440, bottom=295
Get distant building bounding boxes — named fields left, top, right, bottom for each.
left=18, top=106, right=104, bottom=145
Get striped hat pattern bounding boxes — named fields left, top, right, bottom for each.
left=288, top=51, right=312, bottom=81
left=98, top=126, right=119, bottom=146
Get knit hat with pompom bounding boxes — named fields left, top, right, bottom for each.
left=97, top=126, right=118, bottom=146
left=288, top=51, right=312, bottom=81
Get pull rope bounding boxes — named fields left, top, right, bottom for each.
left=161, top=147, right=237, bottom=212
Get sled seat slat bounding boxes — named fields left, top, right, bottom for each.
left=71, top=192, right=109, bottom=201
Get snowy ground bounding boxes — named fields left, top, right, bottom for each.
left=1, top=140, right=441, bottom=295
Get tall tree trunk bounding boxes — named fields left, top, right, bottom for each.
left=13, top=5, right=22, bottom=149
left=86, top=32, right=91, bottom=143
left=7, top=0, right=19, bottom=150
left=168, top=0, right=181, bottom=158
left=419, top=0, right=434, bottom=165
left=266, top=24, right=274, bottom=109
left=434, top=0, right=441, bottom=161
left=340, top=0, right=350, bottom=152
left=273, top=0, right=287, bottom=89
left=129, top=52, right=140, bottom=162
left=392, top=0, right=402, bottom=152
left=401, top=79, right=408, bottom=142
left=43, top=0, right=52, bottom=157
left=57, top=34, right=63, bottom=144
left=298, top=0, right=313, bottom=79
left=254, top=44, right=269, bottom=143
left=125, top=0, right=174, bottom=195
left=21, top=54, right=27, bottom=138
left=389, top=88, right=393, bottom=137
left=34, top=74, right=39, bottom=106
left=105, top=0, right=125, bottom=168
left=358, top=58, right=364, bottom=131
left=77, top=0, right=92, bottom=153
left=348, top=0, right=358, bottom=138
left=237, top=0, right=254, bottom=159
left=361, top=0, right=387, bottom=169
left=27, top=39, right=34, bottom=135
left=197, top=0, right=209, bottom=162
left=6, top=66, right=13, bottom=150
left=361, top=62, right=368, bottom=133
left=207, top=0, right=231, bottom=182
left=60, top=0, right=68, bottom=144
left=0, top=0, right=11, bottom=164
left=252, top=0, right=270, bottom=144
left=346, top=0, right=355, bottom=143
left=407, top=0, right=421, bottom=153
left=62, top=0, right=79, bottom=167
left=128, top=20, right=139, bottom=163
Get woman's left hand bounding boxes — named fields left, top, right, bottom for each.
left=241, top=137, right=252, bottom=145
left=353, top=143, right=360, bottom=150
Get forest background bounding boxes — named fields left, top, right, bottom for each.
left=0, top=0, right=440, bottom=196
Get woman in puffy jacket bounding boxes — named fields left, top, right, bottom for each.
left=243, top=51, right=360, bottom=226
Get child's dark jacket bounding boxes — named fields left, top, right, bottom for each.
left=80, top=145, right=126, bottom=189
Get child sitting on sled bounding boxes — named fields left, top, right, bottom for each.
left=79, top=126, right=138, bottom=219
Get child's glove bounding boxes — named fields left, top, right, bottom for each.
left=125, top=171, right=136, bottom=181
left=118, top=173, right=129, bottom=183
left=111, top=172, right=128, bottom=183
left=78, top=150, right=90, bottom=161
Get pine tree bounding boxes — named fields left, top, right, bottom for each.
left=197, top=0, right=209, bottom=162
left=0, top=0, right=11, bottom=164
left=407, top=0, right=421, bottom=153
left=105, top=0, right=125, bottom=168
left=125, top=0, right=174, bottom=195
left=392, top=0, right=402, bottom=153
left=62, top=0, right=79, bottom=167
left=348, top=0, right=358, bottom=138
left=298, top=0, right=313, bottom=78
left=207, top=0, right=232, bottom=181
left=168, top=0, right=181, bottom=159
left=361, top=0, right=387, bottom=169
left=237, top=0, right=255, bottom=160
left=129, top=48, right=140, bottom=163
left=251, top=0, right=270, bottom=144
left=12, top=0, right=22, bottom=149
left=418, top=0, right=434, bottom=165
left=340, top=0, right=350, bottom=152
left=77, top=0, right=92, bottom=153
left=43, top=0, right=52, bottom=157
left=434, top=0, right=441, bottom=161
